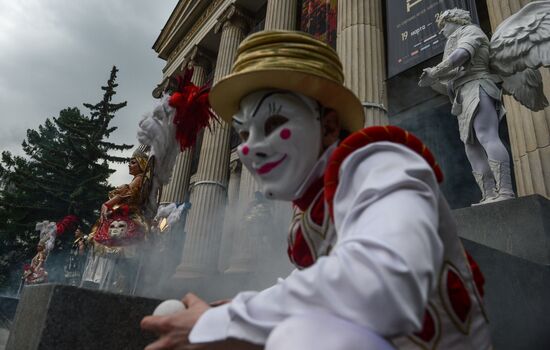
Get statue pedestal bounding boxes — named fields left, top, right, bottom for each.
left=454, top=195, right=550, bottom=265
left=6, top=284, right=160, bottom=350
left=462, top=240, right=550, bottom=349
left=454, top=195, right=550, bottom=350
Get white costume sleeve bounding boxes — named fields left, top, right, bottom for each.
left=189, top=142, right=444, bottom=344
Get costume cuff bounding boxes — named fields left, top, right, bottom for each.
left=189, top=304, right=231, bottom=343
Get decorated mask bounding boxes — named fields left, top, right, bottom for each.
left=233, top=89, right=322, bottom=200
left=109, top=220, right=128, bottom=239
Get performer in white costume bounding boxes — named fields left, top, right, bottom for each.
left=142, top=31, right=491, bottom=350
left=419, top=4, right=550, bottom=205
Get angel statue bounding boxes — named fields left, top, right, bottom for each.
left=81, top=146, right=155, bottom=293
left=419, top=2, right=550, bottom=205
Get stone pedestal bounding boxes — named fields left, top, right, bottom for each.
left=6, top=284, right=159, bottom=350
left=463, top=240, right=550, bottom=350
left=337, top=0, right=388, bottom=126
left=454, top=195, right=550, bottom=266
left=455, top=195, right=550, bottom=349
left=486, top=0, right=550, bottom=198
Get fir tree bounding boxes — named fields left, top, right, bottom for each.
left=0, top=66, right=132, bottom=291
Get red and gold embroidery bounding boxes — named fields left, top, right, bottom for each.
left=409, top=303, right=442, bottom=350
left=439, top=262, right=473, bottom=334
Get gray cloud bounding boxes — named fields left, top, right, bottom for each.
left=0, top=0, right=178, bottom=185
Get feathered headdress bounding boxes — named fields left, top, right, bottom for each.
left=168, top=67, right=218, bottom=150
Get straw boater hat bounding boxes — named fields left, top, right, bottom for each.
left=209, top=30, right=364, bottom=132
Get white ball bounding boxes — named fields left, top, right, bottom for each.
left=153, top=299, right=186, bottom=316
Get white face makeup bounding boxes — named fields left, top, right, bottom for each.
left=233, top=90, right=322, bottom=201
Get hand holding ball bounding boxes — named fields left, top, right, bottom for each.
left=152, top=299, right=186, bottom=316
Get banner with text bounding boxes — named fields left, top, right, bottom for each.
left=386, top=0, right=478, bottom=77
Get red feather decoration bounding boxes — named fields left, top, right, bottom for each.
left=168, top=67, right=218, bottom=150
left=55, top=215, right=79, bottom=236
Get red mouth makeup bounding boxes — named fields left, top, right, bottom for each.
left=257, top=154, right=287, bottom=175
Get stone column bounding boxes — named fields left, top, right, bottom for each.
left=218, top=152, right=242, bottom=271
left=337, top=0, right=388, bottom=127
left=175, top=5, right=250, bottom=278
left=486, top=0, right=550, bottom=198
left=265, top=0, right=298, bottom=30
left=233, top=0, right=298, bottom=228
left=160, top=46, right=211, bottom=204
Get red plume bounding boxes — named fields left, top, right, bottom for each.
left=55, top=215, right=79, bottom=236
left=168, top=67, right=218, bottom=150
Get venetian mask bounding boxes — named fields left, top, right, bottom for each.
left=233, top=89, right=322, bottom=200
left=109, top=220, right=128, bottom=239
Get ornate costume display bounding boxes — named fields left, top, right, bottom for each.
left=22, top=243, right=48, bottom=285
left=23, top=216, right=79, bottom=285
left=185, top=30, right=492, bottom=350
left=418, top=3, right=550, bottom=205
left=64, top=228, right=87, bottom=286
left=137, top=67, right=216, bottom=220
left=81, top=147, right=151, bottom=293
left=83, top=66, right=215, bottom=292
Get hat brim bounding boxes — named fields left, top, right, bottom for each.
left=209, top=69, right=364, bottom=132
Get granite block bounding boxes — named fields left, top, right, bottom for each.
left=463, top=239, right=550, bottom=350
left=7, top=284, right=160, bottom=350
left=0, top=297, right=18, bottom=328
left=454, top=195, right=550, bottom=265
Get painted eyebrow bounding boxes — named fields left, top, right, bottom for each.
left=252, top=91, right=293, bottom=117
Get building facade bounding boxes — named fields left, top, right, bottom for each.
left=152, top=0, right=550, bottom=288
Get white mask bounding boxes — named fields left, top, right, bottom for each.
left=109, top=220, right=128, bottom=239
left=233, top=90, right=322, bottom=201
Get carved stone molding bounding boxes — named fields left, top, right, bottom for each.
left=167, top=0, right=226, bottom=66
left=181, top=45, right=215, bottom=72
left=214, top=4, right=252, bottom=34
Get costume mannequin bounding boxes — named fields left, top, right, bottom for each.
left=22, top=242, right=48, bottom=285
left=81, top=148, right=149, bottom=293
left=142, top=31, right=492, bottom=350
left=64, top=227, right=87, bottom=286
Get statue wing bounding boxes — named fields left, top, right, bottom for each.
left=490, top=1, right=550, bottom=111
left=501, top=69, right=548, bottom=111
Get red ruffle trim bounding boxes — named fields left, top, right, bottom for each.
left=324, top=126, right=444, bottom=219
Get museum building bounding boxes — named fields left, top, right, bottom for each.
left=151, top=0, right=550, bottom=288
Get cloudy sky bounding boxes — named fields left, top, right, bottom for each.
left=0, top=0, right=178, bottom=185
